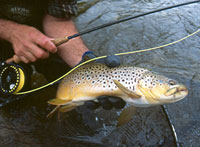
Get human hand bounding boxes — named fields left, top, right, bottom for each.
left=80, top=51, right=126, bottom=110
left=9, top=24, right=57, bottom=63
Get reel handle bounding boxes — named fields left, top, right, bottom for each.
left=6, top=55, right=20, bottom=64
left=6, top=37, right=69, bottom=64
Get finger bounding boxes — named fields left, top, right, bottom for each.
left=24, top=51, right=37, bottom=62
left=19, top=56, right=30, bottom=63
left=35, top=37, right=57, bottom=53
left=29, top=44, right=49, bottom=59
left=104, top=55, right=120, bottom=68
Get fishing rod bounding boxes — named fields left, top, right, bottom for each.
left=1, top=0, right=199, bottom=96
left=6, top=0, right=200, bottom=63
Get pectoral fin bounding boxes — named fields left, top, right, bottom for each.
left=48, top=98, right=71, bottom=105
left=117, top=105, right=137, bottom=127
left=113, top=80, right=141, bottom=99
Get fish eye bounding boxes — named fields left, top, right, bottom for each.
left=168, top=80, right=176, bottom=86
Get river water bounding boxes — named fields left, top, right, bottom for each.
left=0, top=0, right=200, bottom=146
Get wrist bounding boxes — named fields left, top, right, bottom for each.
left=0, top=19, right=19, bottom=42
left=7, top=22, right=25, bottom=43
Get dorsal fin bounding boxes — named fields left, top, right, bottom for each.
left=113, top=80, right=141, bottom=99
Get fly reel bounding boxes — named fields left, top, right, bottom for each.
left=0, top=62, right=26, bottom=95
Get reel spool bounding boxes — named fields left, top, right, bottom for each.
left=0, top=62, right=26, bottom=95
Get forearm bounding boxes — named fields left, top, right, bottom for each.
left=0, top=19, right=20, bottom=42
left=43, top=14, right=89, bottom=67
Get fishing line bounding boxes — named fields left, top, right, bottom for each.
left=15, top=28, right=200, bottom=95
left=13, top=0, right=200, bottom=95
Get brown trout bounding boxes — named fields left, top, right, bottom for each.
left=47, top=63, right=188, bottom=120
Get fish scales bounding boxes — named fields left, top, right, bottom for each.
left=57, top=63, right=148, bottom=101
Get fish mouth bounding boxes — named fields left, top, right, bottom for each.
left=149, top=85, right=188, bottom=103
left=160, top=85, right=188, bottom=102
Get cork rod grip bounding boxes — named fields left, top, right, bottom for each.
left=51, top=37, right=69, bottom=46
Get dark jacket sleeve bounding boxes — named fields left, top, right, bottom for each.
left=47, top=0, right=78, bottom=19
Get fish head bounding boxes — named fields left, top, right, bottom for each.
left=137, top=71, right=188, bottom=104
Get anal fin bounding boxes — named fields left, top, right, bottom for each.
left=117, top=105, right=137, bottom=127
left=58, top=103, right=81, bottom=113
left=48, top=98, right=71, bottom=105
left=47, top=105, right=61, bottom=118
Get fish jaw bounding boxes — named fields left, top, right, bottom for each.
left=160, top=84, right=188, bottom=102
left=136, top=83, right=188, bottom=105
